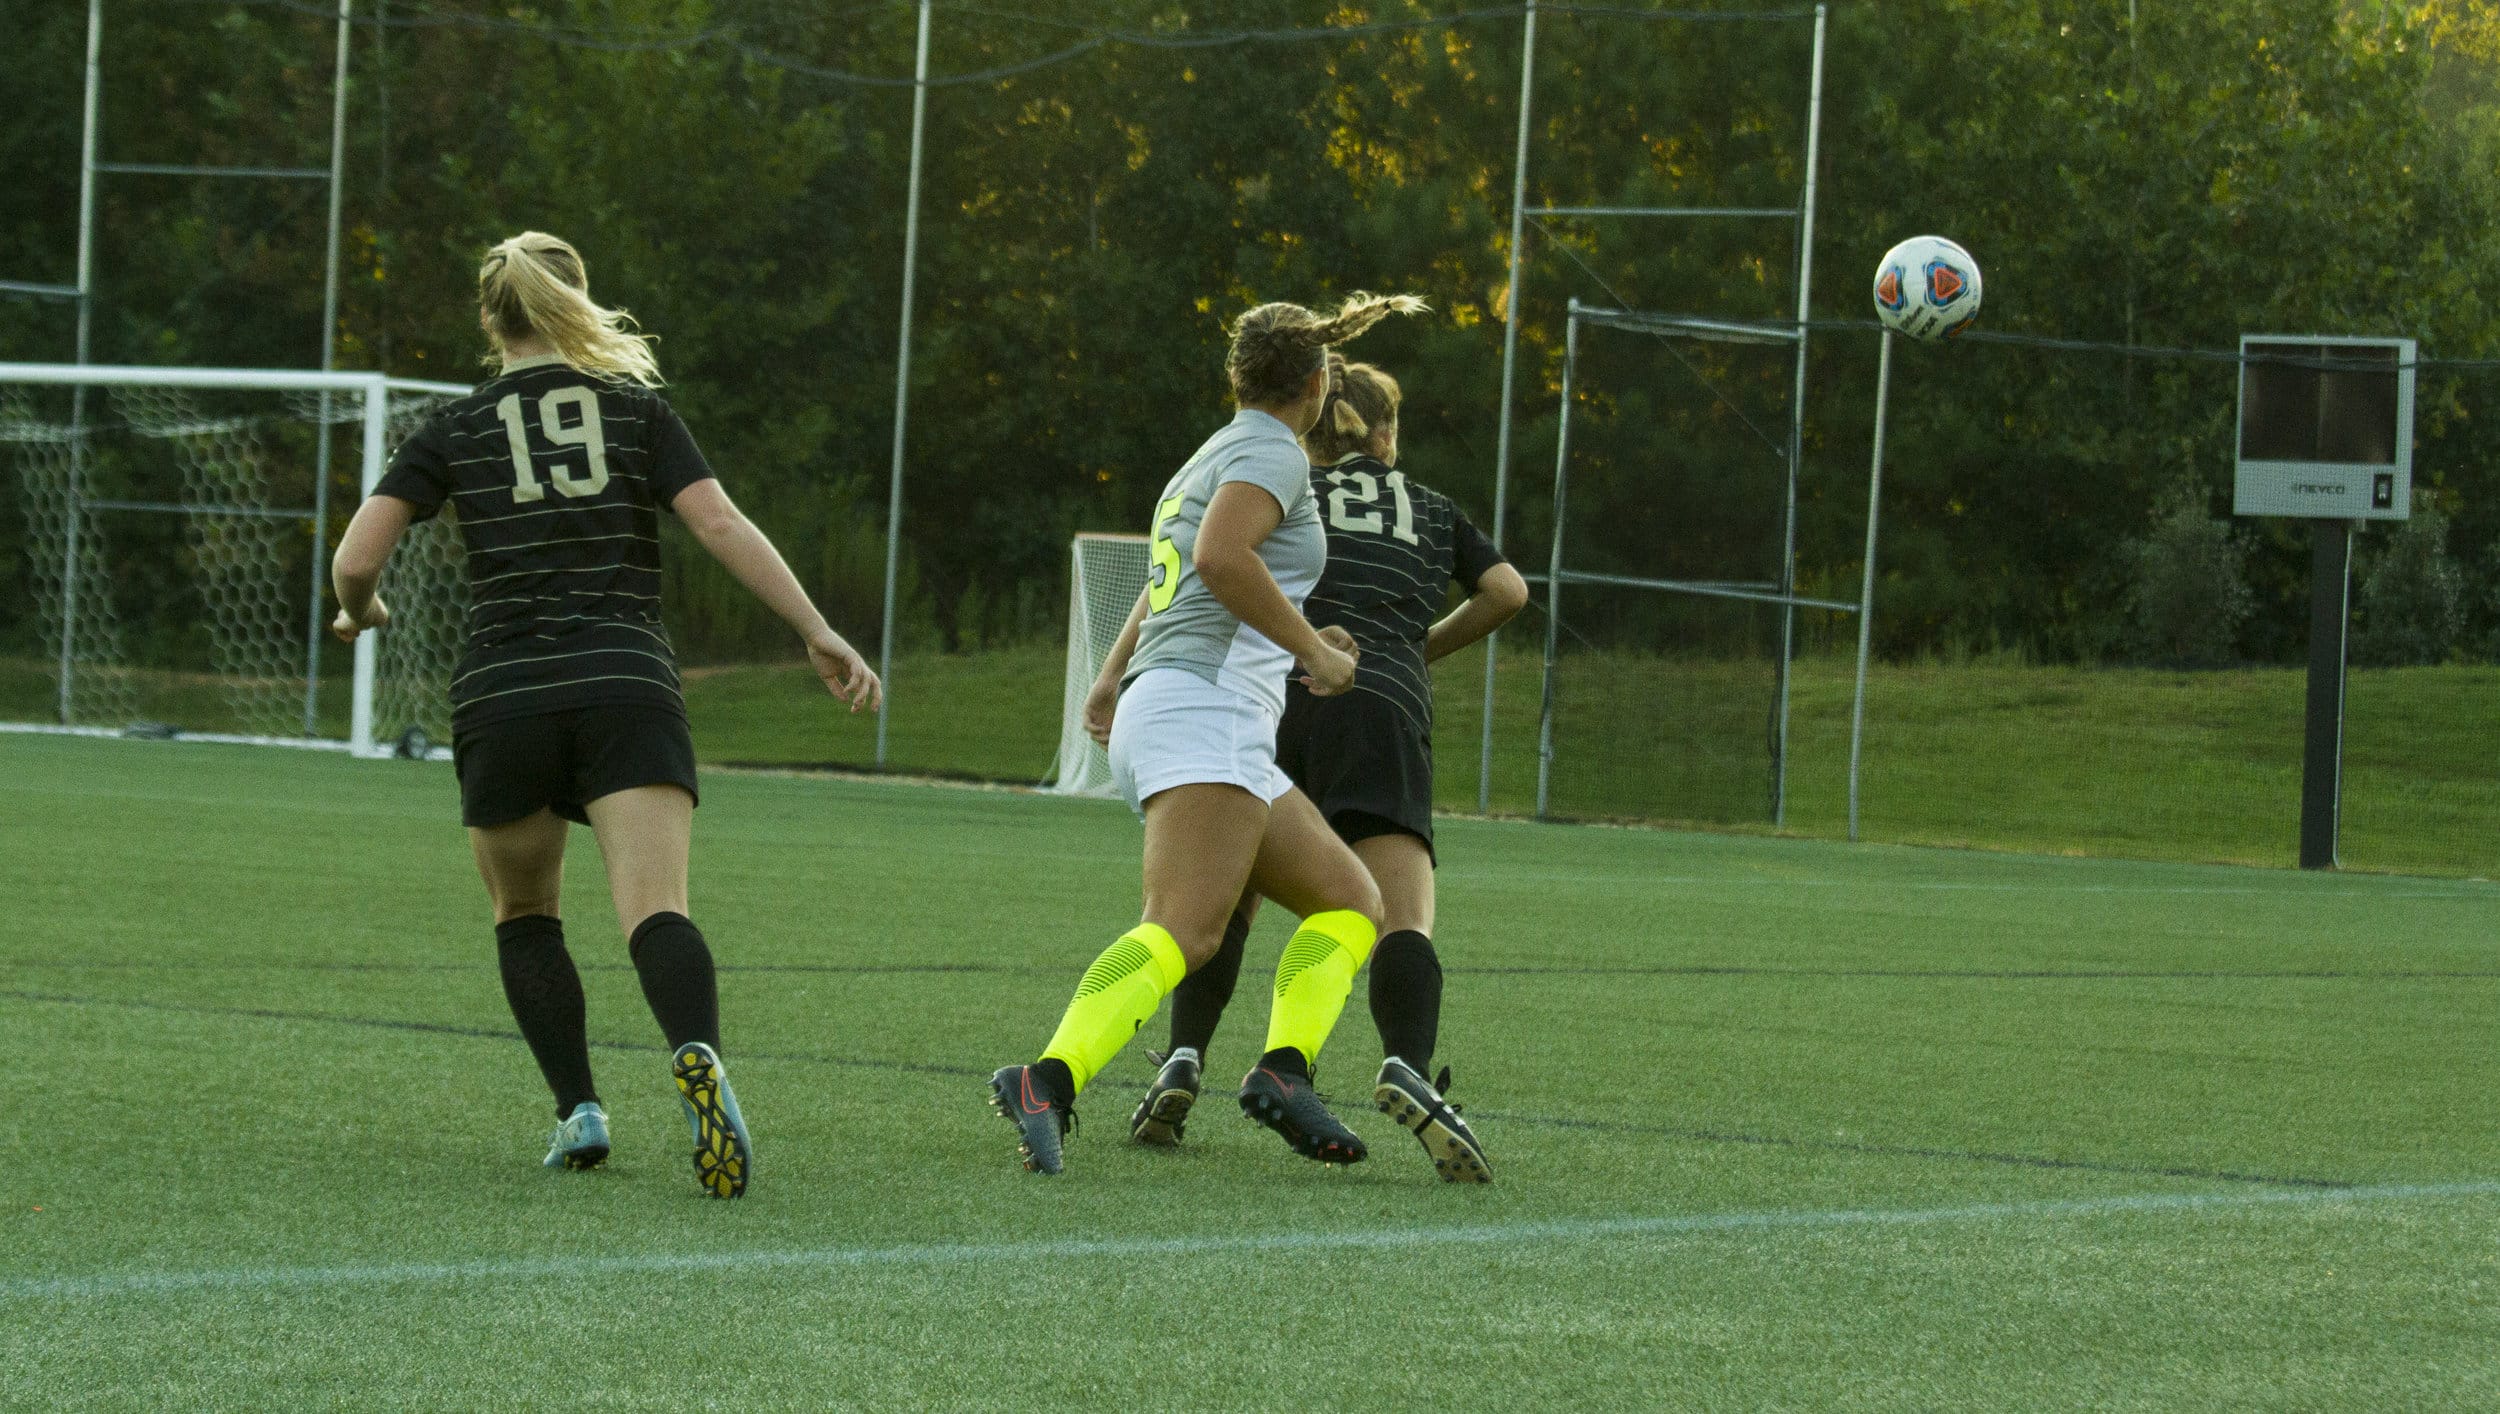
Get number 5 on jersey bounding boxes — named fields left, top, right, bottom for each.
left=498, top=387, right=610, bottom=504
left=1147, top=493, right=1185, bottom=613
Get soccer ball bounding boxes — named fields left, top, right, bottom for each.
left=1871, top=236, right=1982, bottom=342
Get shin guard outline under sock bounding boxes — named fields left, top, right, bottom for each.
left=1261, top=908, right=1378, bottom=1073
left=1367, top=929, right=1443, bottom=1074
left=1040, top=924, right=1187, bottom=1096
left=628, top=911, right=721, bottom=1054
left=495, top=914, right=598, bottom=1119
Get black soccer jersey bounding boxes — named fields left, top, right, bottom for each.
left=373, top=354, right=716, bottom=735
left=1295, top=454, right=1506, bottom=735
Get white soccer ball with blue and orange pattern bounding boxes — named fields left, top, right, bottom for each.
left=1871, top=235, right=1982, bottom=342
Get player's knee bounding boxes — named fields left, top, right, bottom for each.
left=1171, top=927, right=1228, bottom=972
left=1141, top=887, right=1233, bottom=953
left=1333, top=873, right=1384, bottom=932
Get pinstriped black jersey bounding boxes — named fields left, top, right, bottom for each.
left=373, top=354, right=715, bottom=734
left=1295, top=455, right=1506, bottom=736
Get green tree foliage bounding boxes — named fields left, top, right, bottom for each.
left=5, top=0, right=2500, bottom=665
left=2355, top=505, right=2467, bottom=665
left=2121, top=485, right=2256, bottom=666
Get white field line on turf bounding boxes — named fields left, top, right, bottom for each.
left=7, top=1179, right=2494, bottom=1303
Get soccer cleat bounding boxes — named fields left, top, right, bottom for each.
left=1129, top=1049, right=1201, bottom=1147
left=1238, top=1065, right=1366, bottom=1165
left=671, top=1042, right=752, bottom=1199
left=1374, top=1059, right=1490, bottom=1184
left=541, top=1101, right=611, bottom=1171
left=990, top=1064, right=1074, bottom=1175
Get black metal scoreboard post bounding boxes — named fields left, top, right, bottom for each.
left=2232, top=334, right=2416, bottom=869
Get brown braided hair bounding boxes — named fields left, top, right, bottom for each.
left=1225, top=292, right=1426, bottom=406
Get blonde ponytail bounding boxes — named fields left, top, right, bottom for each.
left=1303, top=354, right=1404, bottom=464
left=1227, top=291, right=1427, bottom=406
left=478, top=232, right=663, bottom=387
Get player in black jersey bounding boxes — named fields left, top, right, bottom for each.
left=327, top=232, right=880, bottom=1198
left=1126, top=355, right=1526, bottom=1180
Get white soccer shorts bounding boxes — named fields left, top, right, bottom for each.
left=1108, top=666, right=1296, bottom=815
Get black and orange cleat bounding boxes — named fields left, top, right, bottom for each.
left=990, top=1064, right=1073, bottom=1175
left=1374, top=1058, right=1490, bottom=1183
left=1239, top=1064, right=1366, bottom=1165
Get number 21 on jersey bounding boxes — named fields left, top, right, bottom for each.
left=498, top=387, right=610, bottom=504
left=1326, top=468, right=1419, bottom=544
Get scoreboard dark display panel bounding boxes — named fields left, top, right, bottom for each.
left=2238, top=341, right=2400, bottom=465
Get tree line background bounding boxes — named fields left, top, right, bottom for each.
left=7, top=0, right=2500, bottom=671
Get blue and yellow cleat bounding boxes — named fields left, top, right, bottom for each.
left=542, top=1101, right=611, bottom=1171
left=671, top=1042, right=752, bottom=1198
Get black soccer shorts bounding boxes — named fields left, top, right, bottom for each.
left=452, top=704, right=700, bottom=828
left=1274, top=685, right=1436, bottom=862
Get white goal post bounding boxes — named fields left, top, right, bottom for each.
left=1048, top=532, right=1151, bottom=796
left=0, top=362, right=469, bottom=759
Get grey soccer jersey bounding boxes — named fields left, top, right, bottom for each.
left=1125, top=408, right=1326, bottom=716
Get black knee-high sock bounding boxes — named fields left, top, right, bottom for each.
left=1368, top=929, right=1442, bottom=1072
left=1166, top=909, right=1251, bottom=1056
left=629, top=912, right=720, bottom=1053
left=495, top=915, right=598, bottom=1119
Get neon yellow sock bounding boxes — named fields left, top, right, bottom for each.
left=1261, top=909, right=1379, bottom=1069
left=1040, top=924, right=1187, bottom=1095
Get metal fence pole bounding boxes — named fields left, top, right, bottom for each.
left=305, top=0, right=352, bottom=736
left=1846, top=330, right=1893, bottom=843
left=874, top=0, right=933, bottom=767
left=1535, top=309, right=1578, bottom=820
left=1773, top=4, right=1827, bottom=827
left=1479, top=0, right=1539, bottom=814
left=60, top=0, right=103, bottom=725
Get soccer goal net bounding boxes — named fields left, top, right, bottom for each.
left=1048, top=532, right=1151, bottom=795
left=0, top=364, right=469, bottom=758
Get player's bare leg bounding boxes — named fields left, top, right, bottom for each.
left=998, top=782, right=1266, bottom=1172
left=1235, top=789, right=1383, bottom=1163
left=584, top=784, right=748, bottom=1198
left=1355, top=831, right=1487, bottom=1181
left=1133, top=893, right=1260, bottom=1146
left=469, top=809, right=609, bottom=1170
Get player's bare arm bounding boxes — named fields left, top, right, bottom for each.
left=672, top=478, right=882, bottom=713
left=1194, top=480, right=1357, bottom=695
left=329, top=493, right=418, bottom=642
left=1084, top=588, right=1151, bottom=745
left=1423, top=562, right=1528, bottom=664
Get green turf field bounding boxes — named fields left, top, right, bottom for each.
left=11, top=646, right=2495, bottom=876
left=3, top=734, right=2494, bottom=1407
left=673, top=645, right=2500, bottom=877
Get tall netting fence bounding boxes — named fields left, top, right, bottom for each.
left=1516, top=308, right=1847, bottom=827
left=1486, top=313, right=2500, bottom=877
left=1773, top=326, right=2500, bottom=878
